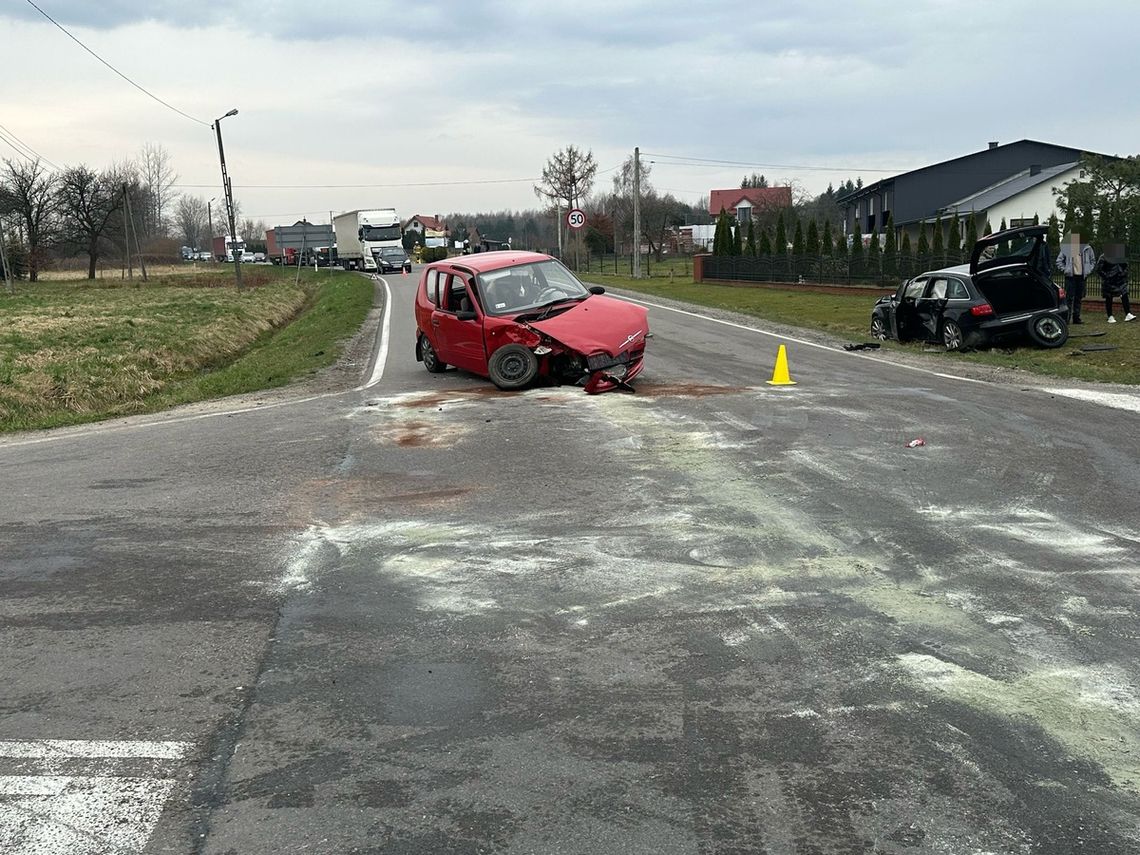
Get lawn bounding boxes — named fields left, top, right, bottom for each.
left=0, top=267, right=374, bottom=432
left=585, top=272, right=1140, bottom=385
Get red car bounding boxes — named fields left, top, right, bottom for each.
left=413, top=251, right=649, bottom=393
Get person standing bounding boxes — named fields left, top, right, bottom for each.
left=1094, top=243, right=1134, bottom=323
left=1056, top=232, right=1097, bottom=324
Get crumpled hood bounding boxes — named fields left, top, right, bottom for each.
left=527, top=295, right=649, bottom=356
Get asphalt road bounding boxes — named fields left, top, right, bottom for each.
left=1, top=270, right=1138, bottom=854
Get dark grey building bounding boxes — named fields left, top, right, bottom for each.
left=839, top=140, right=1105, bottom=241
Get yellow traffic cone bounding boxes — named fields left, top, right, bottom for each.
left=767, top=344, right=796, bottom=386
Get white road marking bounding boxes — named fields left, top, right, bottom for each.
left=364, top=275, right=393, bottom=388
left=0, top=741, right=188, bottom=760
left=0, top=739, right=190, bottom=855
left=1042, top=387, right=1140, bottom=414
left=614, top=294, right=990, bottom=384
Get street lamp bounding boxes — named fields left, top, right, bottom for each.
left=212, top=108, right=242, bottom=289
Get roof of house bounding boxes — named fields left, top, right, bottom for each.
left=407, top=214, right=446, bottom=231
left=939, top=162, right=1078, bottom=215
left=709, top=186, right=793, bottom=215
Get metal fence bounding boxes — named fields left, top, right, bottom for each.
left=701, top=253, right=1140, bottom=298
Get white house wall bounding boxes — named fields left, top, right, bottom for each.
left=971, top=167, right=1081, bottom=230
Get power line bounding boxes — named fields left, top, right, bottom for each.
left=642, top=151, right=901, bottom=173
left=171, top=176, right=542, bottom=190
left=0, top=121, right=61, bottom=170
left=24, top=0, right=209, bottom=127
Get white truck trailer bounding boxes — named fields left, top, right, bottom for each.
left=333, top=208, right=401, bottom=272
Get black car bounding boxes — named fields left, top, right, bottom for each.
left=870, top=225, right=1068, bottom=351
left=375, top=247, right=413, bottom=274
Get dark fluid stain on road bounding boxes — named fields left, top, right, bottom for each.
left=395, top=387, right=507, bottom=409
left=88, top=477, right=162, bottom=489
left=634, top=381, right=747, bottom=398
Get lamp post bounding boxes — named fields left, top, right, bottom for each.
left=212, top=109, right=242, bottom=289
left=207, top=196, right=216, bottom=253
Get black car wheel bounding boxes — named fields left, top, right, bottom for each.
left=1028, top=314, right=1068, bottom=348
left=419, top=334, right=447, bottom=373
left=942, top=320, right=964, bottom=351
left=870, top=316, right=888, bottom=340
left=487, top=344, right=539, bottom=390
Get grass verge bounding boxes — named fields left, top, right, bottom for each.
left=586, top=272, right=1140, bottom=385
left=0, top=267, right=374, bottom=432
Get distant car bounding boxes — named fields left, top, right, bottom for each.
left=196, top=251, right=212, bottom=261
left=240, top=251, right=256, bottom=263
left=375, top=247, right=413, bottom=274
left=413, top=251, right=649, bottom=393
left=252, top=252, right=267, bottom=263
left=870, top=225, right=1068, bottom=351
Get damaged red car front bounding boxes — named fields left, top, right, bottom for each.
left=414, top=251, right=649, bottom=393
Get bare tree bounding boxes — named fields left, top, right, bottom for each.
left=0, top=157, right=59, bottom=281
left=535, top=145, right=597, bottom=252
left=56, top=165, right=129, bottom=279
left=611, top=154, right=652, bottom=251
left=175, top=194, right=209, bottom=250
left=138, top=142, right=178, bottom=239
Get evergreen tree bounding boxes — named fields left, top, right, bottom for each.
left=745, top=219, right=757, bottom=257
left=820, top=220, right=833, bottom=255
left=1078, top=204, right=1095, bottom=241
left=983, top=220, right=993, bottom=237
left=1127, top=207, right=1140, bottom=256
left=917, top=221, right=930, bottom=262
left=732, top=219, right=743, bottom=256
left=900, top=231, right=912, bottom=277
left=965, top=214, right=978, bottom=258
left=758, top=229, right=773, bottom=256
left=1047, top=213, right=1061, bottom=259
left=806, top=219, right=820, bottom=257
left=882, top=214, right=897, bottom=277
left=932, top=213, right=944, bottom=262
left=712, top=208, right=727, bottom=255
left=996, top=217, right=1009, bottom=256
left=775, top=213, right=787, bottom=254
left=947, top=211, right=961, bottom=262
left=850, top=218, right=864, bottom=271
left=792, top=220, right=805, bottom=256
left=835, top=223, right=848, bottom=258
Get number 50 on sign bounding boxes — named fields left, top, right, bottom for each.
left=566, top=209, right=586, bottom=230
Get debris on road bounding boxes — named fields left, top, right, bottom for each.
left=906, top=438, right=926, bottom=448
left=843, top=342, right=882, bottom=351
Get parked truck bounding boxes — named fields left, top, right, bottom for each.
left=333, top=208, right=401, bottom=272
left=266, top=221, right=336, bottom=266
left=212, top=234, right=246, bottom=262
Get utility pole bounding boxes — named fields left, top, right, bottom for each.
left=0, top=225, right=14, bottom=294
left=123, top=185, right=147, bottom=282
left=207, top=198, right=215, bottom=249
left=122, top=185, right=133, bottom=280
left=213, top=109, right=242, bottom=290
left=632, top=146, right=642, bottom=279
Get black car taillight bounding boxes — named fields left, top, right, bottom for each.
left=970, top=303, right=995, bottom=317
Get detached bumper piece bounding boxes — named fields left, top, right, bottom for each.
left=582, top=348, right=645, bottom=394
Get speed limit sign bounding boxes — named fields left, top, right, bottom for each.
left=566, top=208, right=586, bottom=230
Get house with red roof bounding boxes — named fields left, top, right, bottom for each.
left=402, top=214, right=450, bottom=247
left=709, top=187, right=793, bottom=223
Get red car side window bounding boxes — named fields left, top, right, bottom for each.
left=425, top=269, right=439, bottom=305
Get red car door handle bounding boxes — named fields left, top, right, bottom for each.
left=431, top=318, right=440, bottom=327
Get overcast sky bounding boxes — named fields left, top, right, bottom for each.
left=2, top=1, right=1136, bottom=228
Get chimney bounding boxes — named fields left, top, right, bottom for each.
left=1029, top=164, right=1041, bottom=176
left=988, top=141, right=999, bottom=150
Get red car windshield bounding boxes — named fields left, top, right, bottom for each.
left=476, top=260, right=589, bottom=316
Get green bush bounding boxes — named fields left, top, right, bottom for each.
left=421, top=247, right=449, bottom=263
